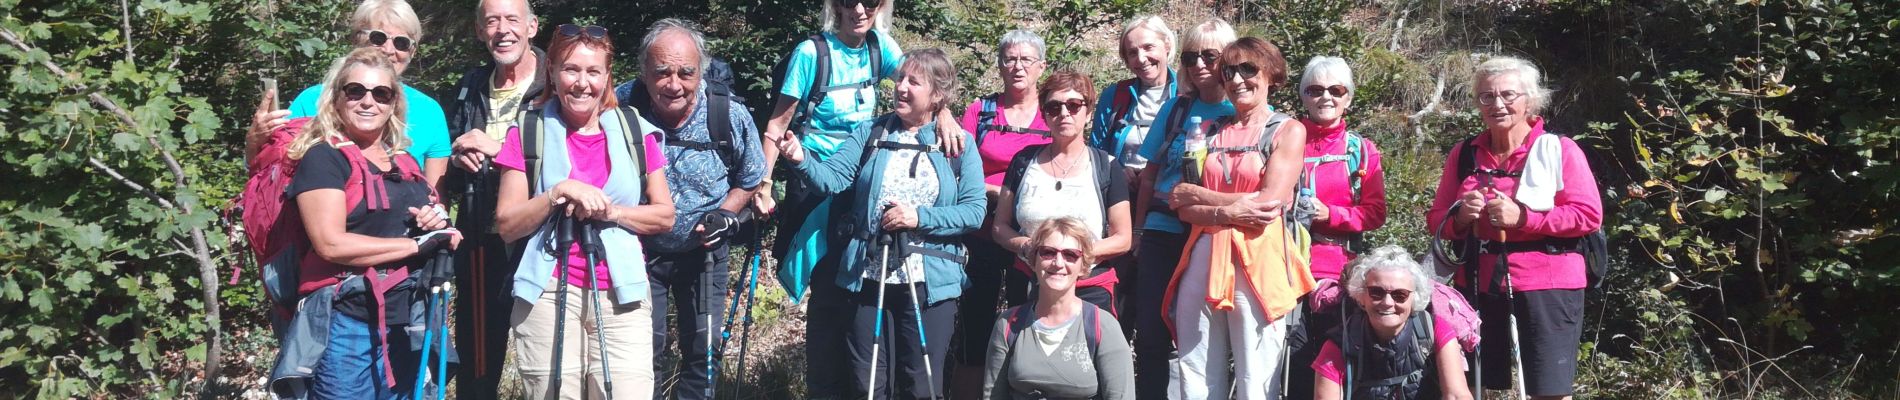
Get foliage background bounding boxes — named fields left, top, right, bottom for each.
left=1, top=0, right=1895, bottom=398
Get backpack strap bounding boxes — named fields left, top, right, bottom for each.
left=1082, top=303, right=1102, bottom=355
left=975, top=94, right=1051, bottom=146
left=1345, top=132, right=1365, bottom=203
left=1152, top=95, right=1198, bottom=164
left=522, top=106, right=546, bottom=193
left=793, top=34, right=832, bottom=132
left=614, top=105, right=653, bottom=205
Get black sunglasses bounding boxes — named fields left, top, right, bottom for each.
left=1041, top=100, right=1089, bottom=117
left=556, top=24, right=609, bottom=39
left=340, top=82, right=397, bottom=104
left=834, top=0, right=884, bottom=9
left=1366, top=286, right=1414, bottom=303
left=1221, top=62, right=1261, bottom=81
left=1304, top=85, right=1350, bottom=98
left=1180, top=49, right=1220, bottom=67
left=363, top=30, right=414, bottom=52
left=1035, top=246, right=1084, bottom=263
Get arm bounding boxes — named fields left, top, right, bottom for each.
left=983, top=317, right=1012, bottom=400
left=1427, top=145, right=1472, bottom=240
left=1315, top=373, right=1344, bottom=400
left=1175, top=121, right=1307, bottom=226
left=1096, top=315, right=1135, bottom=400
left=298, top=189, right=428, bottom=266
left=792, top=122, right=873, bottom=194
left=1516, top=139, right=1604, bottom=237
left=723, top=106, right=770, bottom=214
left=1094, top=164, right=1133, bottom=259
left=607, top=170, right=676, bottom=235
left=915, top=133, right=987, bottom=236
left=1318, top=141, right=1388, bottom=233
left=989, top=186, right=1029, bottom=254
left=1435, top=340, right=1473, bottom=400
left=494, top=168, right=558, bottom=243
left=424, top=158, right=448, bottom=188
left=1132, top=164, right=1155, bottom=231
left=760, top=94, right=800, bottom=179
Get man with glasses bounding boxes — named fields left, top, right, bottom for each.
left=438, top=0, right=543, bottom=397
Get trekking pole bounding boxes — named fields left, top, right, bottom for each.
left=1492, top=188, right=1527, bottom=400
left=577, top=219, right=615, bottom=399
left=415, top=284, right=441, bottom=400
left=866, top=233, right=894, bottom=400
left=889, top=231, right=938, bottom=399
left=435, top=282, right=452, bottom=400
left=733, top=217, right=767, bottom=388
left=715, top=232, right=753, bottom=393
left=549, top=207, right=574, bottom=397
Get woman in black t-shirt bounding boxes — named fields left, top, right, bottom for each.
left=287, top=48, right=460, bottom=399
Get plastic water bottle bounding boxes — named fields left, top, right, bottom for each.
left=1182, top=116, right=1207, bottom=185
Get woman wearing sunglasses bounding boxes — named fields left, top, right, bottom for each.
left=1311, top=245, right=1472, bottom=400
left=981, top=217, right=1133, bottom=400
left=1125, top=18, right=1235, bottom=398
left=775, top=49, right=983, bottom=400
left=252, top=0, right=454, bottom=189
left=277, top=48, right=459, bottom=399
left=1159, top=37, right=1316, bottom=399
left=1283, top=55, right=1390, bottom=400
left=493, top=24, right=676, bottom=400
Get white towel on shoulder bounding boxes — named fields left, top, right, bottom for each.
left=1515, top=134, right=1565, bottom=211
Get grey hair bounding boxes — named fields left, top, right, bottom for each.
left=640, top=18, right=711, bottom=76
left=1344, top=245, right=1434, bottom=310
left=897, top=48, right=960, bottom=113
left=996, top=29, right=1046, bottom=65
left=821, top=0, right=895, bottom=34
left=1299, top=56, right=1356, bottom=94
left=474, top=0, right=535, bottom=21
left=1475, top=56, right=1550, bottom=115
left=1120, top=15, right=1177, bottom=62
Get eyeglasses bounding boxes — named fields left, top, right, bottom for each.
left=834, top=0, right=883, bottom=9
left=1221, top=62, right=1261, bottom=81
left=1042, top=100, right=1089, bottom=117
left=1180, top=49, right=1221, bottom=67
left=1304, top=85, right=1350, bottom=98
left=362, top=30, right=414, bottom=52
left=340, top=82, right=397, bottom=104
left=1035, top=246, right=1084, bottom=263
left=1477, top=90, right=1525, bottom=105
left=1001, top=57, right=1041, bottom=69
left=1366, top=286, right=1413, bottom=303
left=556, top=24, right=609, bottom=39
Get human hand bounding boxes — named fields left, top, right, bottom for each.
left=880, top=201, right=919, bottom=231
left=409, top=203, right=452, bottom=231
left=1483, top=188, right=1523, bottom=229
left=451, top=130, right=501, bottom=172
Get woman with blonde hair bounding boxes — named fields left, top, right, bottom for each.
left=982, top=217, right=1133, bottom=400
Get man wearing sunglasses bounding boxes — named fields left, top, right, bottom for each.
left=436, top=0, right=544, bottom=398
left=258, top=0, right=452, bottom=190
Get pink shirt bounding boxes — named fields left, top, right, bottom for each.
left=1426, top=118, right=1601, bottom=292
left=958, top=98, right=1052, bottom=186
left=1301, top=119, right=1388, bottom=279
left=495, top=125, right=667, bottom=289
left=1311, top=313, right=1457, bottom=384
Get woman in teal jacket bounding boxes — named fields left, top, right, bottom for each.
left=775, top=48, right=984, bottom=400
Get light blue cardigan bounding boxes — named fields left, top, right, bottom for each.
left=512, top=104, right=658, bottom=305
left=795, top=114, right=986, bottom=304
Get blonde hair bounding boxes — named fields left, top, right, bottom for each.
left=1474, top=56, right=1550, bottom=115
left=1179, top=18, right=1237, bottom=98
left=1021, top=217, right=1097, bottom=268
left=820, top=0, right=895, bottom=34
left=289, top=48, right=410, bottom=160
left=1120, top=15, right=1177, bottom=62
left=351, top=0, right=425, bottom=42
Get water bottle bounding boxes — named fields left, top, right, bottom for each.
left=1182, top=116, right=1208, bottom=185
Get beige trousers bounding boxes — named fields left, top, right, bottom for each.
left=511, top=277, right=654, bottom=400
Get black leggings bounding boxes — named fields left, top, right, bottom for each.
left=846, top=281, right=957, bottom=400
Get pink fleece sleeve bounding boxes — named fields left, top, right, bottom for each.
left=643, top=132, right=667, bottom=174
left=1320, top=139, right=1389, bottom=233
left=1427, top=143, right=1470, bottom=240
left=1312, top=340, right=1346, bottom=384
left=1520, top=137, right=1601, bottom=236
left=958, top=100, right=983, bottom=135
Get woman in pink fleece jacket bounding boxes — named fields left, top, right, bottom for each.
left=1427, top=56, right=1601, bottom=400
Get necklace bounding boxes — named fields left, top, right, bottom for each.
left=1043, top=147, right=1084, bottom=191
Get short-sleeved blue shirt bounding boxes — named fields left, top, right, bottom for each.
left=777, top=30, right=905, bottom=160
left=643, top=93, right=768, bottom=253
left=290, top=83, right=452, bottom=167
left=1134, top=97, right=1235, bottom=233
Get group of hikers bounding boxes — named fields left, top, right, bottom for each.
left=236, top=0, right=1605, bottom=399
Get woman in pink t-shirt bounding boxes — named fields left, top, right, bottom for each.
left=1310, top=246, right=1471, bottom=400
left=492, top=25, right=675, bottom=399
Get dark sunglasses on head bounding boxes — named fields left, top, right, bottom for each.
left=1041, top=100, right=1089, bottom=116
left=1304, top=84, right=1350, bottom=98
left=363, top=30, right=414, bottom=52
left=834, top=0, right=884, bottom=10
left=1035, top=246, right=1084, bottom=263
left=1222, top=62, right=1261, bottom=81
left=1180, top=49, right=1221, bottom=67
left=340, top=82, right=397, bottom=104
left=1366, top=286, right=1413, bottom=303
left=556, top=24, right=609, bottom=39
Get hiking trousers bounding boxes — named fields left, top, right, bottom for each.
left=454, top=233, right=516, bottom=400
left=647, top=243, right=732, bottom=400
left=1171, top=235, right=1289, bottom=400
left=511, top=276, right=655, bottom=400
left=1133, top=229, right=1186, bottom=399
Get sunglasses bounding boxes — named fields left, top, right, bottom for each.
left=1304, top=85, right=1350, bottom=98
left=834, top=0, right=884, bottom=9
left=340, top=82, right=397, bottom=104
left=1221, top=62, right=1261, bottom=81
left=363, top=30, right=415, bottom=52
left=1180, top=49, right=1221, bottom=67
left=1041, top=100, right=1089, bottom=117
left=1366, top=286, right=1414, bottom=303
left=556, top=24, right=609, bottom=39
left=1035, top=246, right=1085, bottom=263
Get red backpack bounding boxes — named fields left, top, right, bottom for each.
left=232, top=117, right=426, bottom=323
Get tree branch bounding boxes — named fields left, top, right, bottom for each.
left=1409, top=69, right=1447, bottom=150
left=119, top=0, right=134, bottom=64
left=88, top=156, right=177, bottom=209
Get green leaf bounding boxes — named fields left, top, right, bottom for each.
left=63, top=270, right=93, bottom=291
left=26, top=289, right=51, bottom=312
left=68, top=224, right=106, bottom=250
left=110, top=132, right=142, bottom=152
left=1703, top=188, right=1728, bottom=203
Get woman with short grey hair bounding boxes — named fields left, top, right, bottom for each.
left=1311, top=245, right=1472, bottom=400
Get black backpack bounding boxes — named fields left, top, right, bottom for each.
left=613, top=56, right=747, bottom=176
left=769, top=31, right=884, bottom=137
left=999, top=144, right=1122, bottom=235
left=999, top=302, right=1106, bottom=400
left=1336, top=306, right=1440, bottom=400
left=1451, top=135, right=1611, bottom=290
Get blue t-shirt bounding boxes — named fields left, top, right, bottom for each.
left=1133, top=97, right=1235, bottom=233
left=290, top=83, right=452, bottom=167
left=777, top=30, right=905, bottom=160
left=643, top=93, right=768, bottom=253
